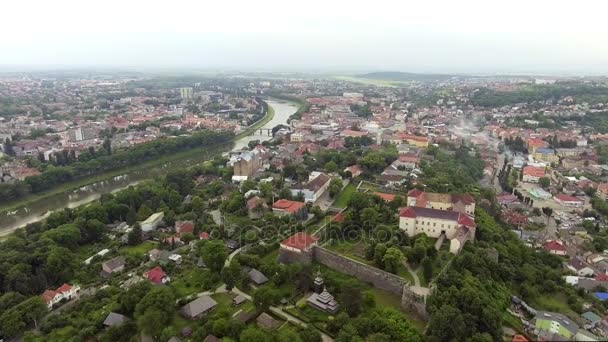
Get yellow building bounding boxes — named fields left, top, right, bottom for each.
left=534, top=148, right=559, bottom=163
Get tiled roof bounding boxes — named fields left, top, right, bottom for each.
left=399, top=206, right=476, bottom=227
left=281, top=232, right=319, bottom=251
left=272, top=199, right=306, bottom=214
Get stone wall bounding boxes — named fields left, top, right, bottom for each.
left=312, top=246, right=407, bottom=296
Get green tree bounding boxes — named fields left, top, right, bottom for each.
left=422, top=257, right=433, bottom=280
left=382, top=247, right=404, bottom=274
left=221, top=261, right=243, bottom=291
left=127, top=223, right=142, bottom=245
left=252, top=286, right=279, bottom=311
left=329, top=178, right=343, bottom=198
left=201, top=240, right=228, bottom=273
left=325, top=161, right=338, bottom=173
left=539, top=177, right=551, bottom=188
left=338, top=281, right=363, bottom=317
left=240, top=327, right=267, bottom=342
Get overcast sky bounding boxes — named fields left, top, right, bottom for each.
left=2, top=0, right=608, bottom=75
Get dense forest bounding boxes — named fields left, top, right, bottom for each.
left=0, top=130, right=233, bottom=205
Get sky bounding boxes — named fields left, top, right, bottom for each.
left=2, top=0, right=608, bottom=75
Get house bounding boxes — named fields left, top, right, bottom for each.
left=543, top=240, right=567, bottom=255
left=398, top=133, right=429, bottom=147
left=248, top=268, right=269, bottom=285
left=181, top=295, right=218, bottom=319
left=256, top=312, right=280, bottom=330
left=534, top=311, right=578, bottom=341
left=102, top=256, right=126, bottom=275
left=307, top=287, right=339, bottom=313
left=279, top=232, right=319, bottom=264
left=229, top=149, right=263, bottom=182
left=527, top=138, right=549, bottom=154
left=140, top=212, right=164, bottom=232
left=175, top=220, right=194, bottom=237
left=497, top=193, right=519, bottom=206
left=41, top=283, right=80, bottom=310
left=597, top=183, right=608, bottom=200
left=399, top=206, right=476, bottom=254
left=199, top=232, right=210, bottom=240
left=148, top=249, right=171, bottom=263
left=554, top=194, right=584, bottom=207
left=534, top=148, right=559, bottom=163
left=144, top=266, right=170, bottom=285
left=374, top=192, right=397, bottom=202
left=103, top=312, right=128, bottom=327
left=344, top=165, right=362, bottom=177
left=581, top=311, right=602, bottom=328
left=168, top=254, right=183, bottom=264
left=503, top=209, right=529, bottom=227
left=567, top=256, right=595, bottom=277
left=247, top=196, right=268, bottom=219
left=340, top=129, right=368, bottom=138
left=233, top=295, right=247, bottom=306
left=203, top=336, right=221, bottom=342
left=406, top=189, right=475, bottom=215
left=522, top=166, right=546, bottom=183
left=272, top=199, right=307, bottom=219
left=290, top=172, right=332, bottom=204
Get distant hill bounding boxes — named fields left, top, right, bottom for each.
left=356, top=71, right=461, bottom=82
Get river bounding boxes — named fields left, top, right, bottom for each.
left=0, top=99, right=298, bottom=236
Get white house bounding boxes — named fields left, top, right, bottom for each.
left=290, top=172, right=332, bottom=204
left=140, top=212, right=164, bottom=232
left=399, top=206, right=476, bottom=254
left=554, top=194, right=584, bottom=208
left=41, top=283, right=80, bottom=310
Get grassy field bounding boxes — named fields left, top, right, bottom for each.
left=332, top=183, right=356, bottom=208
left=367, top=288, right=427, bottom=332
left=119, top=241, right=157, bottom=257
left=170, top=269, right=216, bottom=298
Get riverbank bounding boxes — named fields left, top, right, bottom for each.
left=0, top=99, right=299, bottom=237
left=0, top=101, right=277, bottom=216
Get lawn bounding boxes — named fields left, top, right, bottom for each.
left=332, top=183, right=356, bottom=208
left=119, top=240, right=157, bottom=257
left=533, top=292, right=579, bottom=319
left=170, top=269, right=217, bottom=299
left=368, top=288, right=427, bottom=332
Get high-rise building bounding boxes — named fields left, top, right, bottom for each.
left=180, top=87, right=193, bottom=99
left=68, top=126, right=96, bottom=142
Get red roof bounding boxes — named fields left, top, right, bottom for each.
left=332, top=212, right=345, bottom=222
left=57, top=283, right=72, bottom=294
left=523, top=166, right=545, bottom=178
left=176, top=221, right=194, bottom=235
left=528, top=138, right=549, bottom=148
left=199, top=232, right=210, bottom=240
left=281, top=232, right=319, bottom=251
left=399, top=206, right=476, bottom=228
left=596, top=274, right=608, bottom=282
left=452, top=193, right=475, bottom=205
left=42, top=290, right=57, bottom=304
left=145, top=266, right=168, bottom=284
left=398, top=132, right=429, bottom=142
left=554, top=194, right=583, bottom=203
left=374, top=192, right=396, bottom=202
left=272, top=199, right=306, bottom=214
left=512, top=335, right=529, bottom=342
left=407, top=189, right=424, bottom=198
left=340, top=129, right=368, bottom=137
left=543, top=240, right=566, bottom=252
